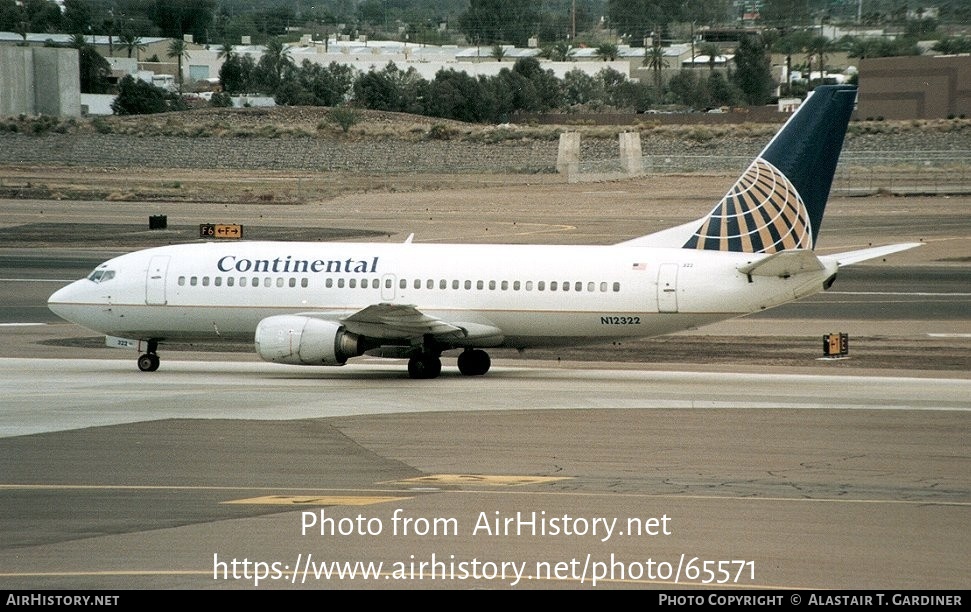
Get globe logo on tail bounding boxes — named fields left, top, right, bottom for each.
left=683, top=158, right=813, bottom=254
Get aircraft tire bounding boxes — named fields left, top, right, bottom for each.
left=408, top=355, right=441, bottom=379
left=457, top=349, right=491, bottom=376
left=137, top=353, right=160, bottom=372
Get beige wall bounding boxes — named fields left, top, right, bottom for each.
left=857, top=55, right=971, bottom=120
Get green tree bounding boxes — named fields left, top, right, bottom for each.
left=118, top=30, right=147, bottom=59
left=353, top=62, right=427, bottom=114
left=166, top=38, right=190, bottom=93
left=252, top=38, right=293, bottom=95
left=643, top=45, right=668, bottom=88
left=425, top=69, right=490, bottom=123
left=69, top=33, right=111, bottom=94
left=112, top=74, right=187, bottom=115
left=595, top=42, right=619, bottom=61
left=731, top=34, right=774, bottom=105
left=698, top=43, right=721, bottom=71
left=147, top=0, right=215, bottom=43
left=218, top=53, right=255, bottom=94
left=805, top=36, right=832, bottom=88
left=772, top=31, right=808, bottom=96
left=561, top=67, right=598, bottom=107
left=458, top=0, right=540, bottom=47
left=61, top=0, right=92, bottom=35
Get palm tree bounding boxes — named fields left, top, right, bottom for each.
left=595, top=42, right=619, bottom=62
left=118, top=31, right=146, bottom=60
left=260, top=38, right=293, bottom=91
left=806, top=36, right=831, bottom=88
left=699, top=43, right=721, bottom=71
left=490, top=43, right=507, bottom=62
left=217, top=41, right=235, bottom=61
left=643, top=45, right=668, bottom=87
left=772, top=34, right=805, bottom=96
left=167, top=38, right=190, bottom=93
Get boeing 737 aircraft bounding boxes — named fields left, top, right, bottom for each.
left=48, top=85, right=919, bottom=378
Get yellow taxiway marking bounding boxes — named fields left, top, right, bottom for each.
left=394, top=474, right=570, bottom=486
left=222, top=495, right=409, bottom=506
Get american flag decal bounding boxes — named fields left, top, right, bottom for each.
left=683, top=158, right=813, bottom=253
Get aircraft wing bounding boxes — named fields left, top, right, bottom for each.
left=337, top=303, right=464, bottom=339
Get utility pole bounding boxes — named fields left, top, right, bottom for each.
left=571, top=0, right=576, bottom=40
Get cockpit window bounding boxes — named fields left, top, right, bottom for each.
left=87, top=269, right=116, bottom=283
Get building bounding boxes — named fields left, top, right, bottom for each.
left=857, top=55, right=971, bottom=120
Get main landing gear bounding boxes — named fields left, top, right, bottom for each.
left=137, top=340, right=160, bottom=372
left=406, top=348, right=492, bottom=379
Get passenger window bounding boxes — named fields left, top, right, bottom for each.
left=350, top=279, right=357, bottom=289
left=338, top=279, right=345, bottom=288
left=477, top=280, right=484, bottom=290
left=600, top=282, right=607, bottom=292
left=414, top=279, right=421, bottom=289
left=301, top=278, right=308, bottom=288
left=550, top=281, right=557, bottom=291
left=276, top=278, right=284, bottom=288
left=525, top=281, right=533, bottom=291
left=178, top=276, right=186, bottom=286
left=426, top=279, right=434, bottom=289
left=326, top=278, right=333, bottom=288
left=361, top=279, right=368, bottom=289
left=613, top=282, right=621, bottom=292
left=263, top=277, right=271, bottom=288
left=227, top=277, right=235, bottom=287
left=239, top=277, right=247, bottom=287
left=190, top=277, right=198, bottom=286
left=398, top=279, right=405, bottom=289
left=464, top=280, right=472, bottom=290
left=489, top=280, right=496, bottom=290
left=289, top=278, right=296, bottom=288
left=587, top=282, right=594, bottom=292
left=538, top=281, right=545, bottom=291
left=214, top=277, right=222, bottom=287
left=562, top=282, right=569, bottom=292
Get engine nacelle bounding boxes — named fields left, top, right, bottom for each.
left=255, top=315, right=362, bottom=366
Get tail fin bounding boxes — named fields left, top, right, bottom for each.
left=682, top=85, right=857, bottom=253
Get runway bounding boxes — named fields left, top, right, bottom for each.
left=0, top=356, right=969, bottom=589
left=1, top=187, right=969, bottom=590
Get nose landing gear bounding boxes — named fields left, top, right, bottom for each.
left=137, top=340, right=160, bottom=372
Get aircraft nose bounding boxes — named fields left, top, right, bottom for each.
left=47, top=281, right=88, bottom=322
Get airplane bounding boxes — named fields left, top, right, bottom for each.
left=48, top=85, right=920, bottom=379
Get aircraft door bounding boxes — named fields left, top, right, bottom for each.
left=146, top=255, right=170, bottom=305
left=381, top=274, right=396, bottom=301
left=657, top=263, right=678, bottom=313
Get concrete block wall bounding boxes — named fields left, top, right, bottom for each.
left=0, top=46, right=80, bottom=117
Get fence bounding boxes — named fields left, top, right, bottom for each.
left=566, top=152, right=971, bottom=195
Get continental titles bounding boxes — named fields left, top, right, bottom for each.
left=217, top=255, right=379, bottom=275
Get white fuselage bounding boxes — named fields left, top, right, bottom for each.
left=48, top=241, right=834, bottom=349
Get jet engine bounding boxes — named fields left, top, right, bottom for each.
left=255, top=315, right=363, bottom=366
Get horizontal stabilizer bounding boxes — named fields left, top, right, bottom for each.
left=819, top=242, right=923, bottom=267
left=737, top=249, right=824, bottom=278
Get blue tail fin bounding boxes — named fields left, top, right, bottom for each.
left=683, top=85, right=857, bottom=253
